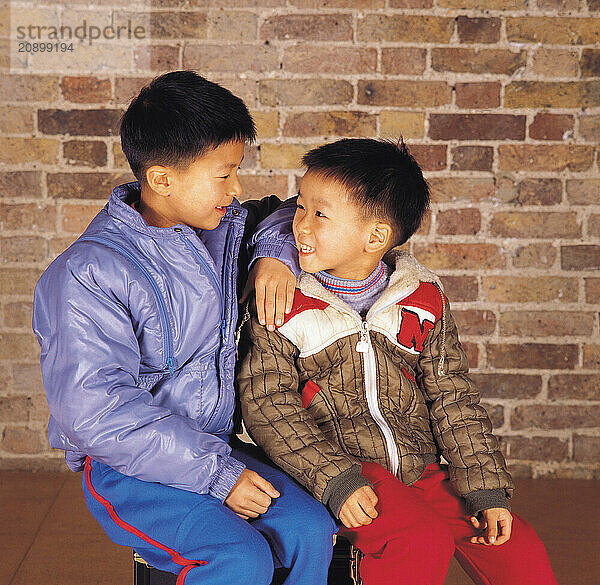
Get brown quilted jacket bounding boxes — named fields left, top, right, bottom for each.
left=237, top=251, right=513, bottom=517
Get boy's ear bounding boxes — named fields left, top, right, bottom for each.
left=145, top=166, right=173, bottom=196
left=366, top=222, right=392, bottom=253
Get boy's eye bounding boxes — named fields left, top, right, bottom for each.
left=218, top=174, right=230, bottom=179
left=315, top=210, right=325, bottom=217
left=296, top=203, right=305, bottom=211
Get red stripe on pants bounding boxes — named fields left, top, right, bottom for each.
left=338, top=462, right=558, bottom=585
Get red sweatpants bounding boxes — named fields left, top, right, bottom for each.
left=338, top=463, right=558, bottom=585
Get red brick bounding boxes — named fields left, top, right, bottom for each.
left=114, top=77, right=153, bottom=104
left=500, top=311, right=593, bottom=337
left=512, top=244, right=558, bottom=269
left=359, top=81, right=451, bottom=107
left=208, top=11, right=258, bottom=42
left=260, top=80, right=353, bottom=106
left=261, top=14, right=353, bottom=41
left=471, top=373, right=542, bottom=399
left=10, top=366, right=43, bottom=397
left=505, top=81, right=600, bottom=108
left=529, top=114, right=574, bottom=141
left=583, top=344, right=600, bottom=368
left=566, top=179, right=600, bottom=204
left=1, top=237, right=47, bottom=263
left=581, top=49, right=600, bottom=77
left=0, top=75, right=59, bottom=102
left=283, top=112, right=376, bottom=137
left=589, top=214, right=600, bottom=237
left=590, top=0, right=600, bottom=9
left=428, top=178, right=495, bottom=203
left=537, top=0, right=584, bottom=9
left=490, top=212, right=580, bottom=239
left=357, top=15, right=454, bottom=42
left=431, top=48, right=526, bottom=75
left=0, top=139, right=58, bottom=165
left=438, top=0, right=526, bottom=6
left=482, top=276, right=576, bottom=303
left=454, top=310, right=495, bottom=336
left=585, top=278, right=600, bottom=303
left=532, top=48, right=579, bottom=77
left=47, top=172, right=133, bottom=200
left=579, top=115, right=600, bottom=142
left=38, top=110, right=122, bottom=137
left=60, top=77, right=111, bottom=103
left=63, top=141, right=107, bottom=167
left=548, top=374, right=600, bottom=400
left=0, top=203, right=56, bottom=232
left=283, top=47, right=376, bottom=74
left=0, top=334, right=41, bottom=362
left=290, top=0, right=384, bottom=5
left=239, top=175, right=289, bottom=200
left=561, top=245, right=600, bottom=270
left=1, top=427, right=47, bottom=454
left=482, top=403, right=504, bottom=429
left=455, top=83, right=501, bottom=109
left=499, top=145, right=594, bottom=172
left=507, top=17, right=600, bottom=45
left=517, top=179, right=562, bottom=205
left=512, top=404, right=599, bottom=430
left=0, top=107, right=33, bottom=134
left=0, top=397, right=32, bottom=423
left=184, top=44, right=278, bottom=73
left=487, top=343, right=577, bottom=369
left=0, top=269, right=43, bottom=295
left=407, top=145, right=447, bottom=171
left=457, top=17, right=501, bottom=43
left=450, top=147, right=493, bottom=171
left=0, top=171, right=42, bottom=199
left=414, top=243, right=505, bottom=270
left=3, top=301, right=33, bottom=328
left=429, top=114, right=525, bottom=141
left=61, top=204, right=105, bottom=233
left=415, top=212, right=431, bottom=237
left=573, top=435, right=600, bottom=463
left=439, top=276, right=478, bottom=302
left=389, top=0, right=433, bottom=5
left=134, top=45, right=180, bottom=72
left=506, top=436, right=569, bottom=462
left=437, top=209, right=480, bottom=235
left=381, top=48, right=427, bottom=75
left=150, top=11, right=207, bottom=39
left=463, top=342, right=479, bottom=369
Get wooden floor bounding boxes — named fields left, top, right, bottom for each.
left=1, top=470, right=598, bottom=585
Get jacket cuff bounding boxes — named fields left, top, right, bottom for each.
left=464, top=489, right=511, bottom=518
left=322, top=464, right=372, bottom=519
left=250, top=240, right=301, bottom=278
left=208, top=455, right=246, bottom=502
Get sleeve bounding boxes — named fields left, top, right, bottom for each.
left=236, top=299, right=367, bottom=516
left=416, top=298, right=514, bottom=515
left=32, top=251, right=244, bottom=500
left=246, top=196, right=300, bottom=278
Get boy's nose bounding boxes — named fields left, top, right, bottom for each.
left=229, top=175, right=242, bottom=198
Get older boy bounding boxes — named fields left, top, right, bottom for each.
left=238, top=138, right=558, bottom=585
left=32, top=71, right=335, bottom=585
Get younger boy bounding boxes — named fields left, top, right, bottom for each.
left=32, top=71, right=335, bottom=585
left=237, top=138, right=558, bottom=585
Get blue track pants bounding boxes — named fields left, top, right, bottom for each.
left=82, top=445, right=337, bottom=585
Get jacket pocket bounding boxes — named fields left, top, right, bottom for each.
left=301, top=379, right=321, bottom=409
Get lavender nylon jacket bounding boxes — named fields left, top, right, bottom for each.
left=32, top=181, right=292, bottom=501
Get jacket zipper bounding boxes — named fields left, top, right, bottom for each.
left=77, top=236, right=175, bottom=377
left=356, top=320, right=400, bottom=476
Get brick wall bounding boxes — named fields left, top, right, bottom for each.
left=1, top=0, right=599, bottom=477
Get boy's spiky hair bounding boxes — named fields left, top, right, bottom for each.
left=120, top=70, right=256, bottom=183
left=301, top=138, right=430, bottom=247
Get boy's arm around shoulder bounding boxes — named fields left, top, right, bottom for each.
left=33, top=246, right=244, bottom=500
left=236, top=297, right=370, bottom=518
left=416, top=296, right=514, bottom=517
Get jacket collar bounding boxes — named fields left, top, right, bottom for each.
left=106, top=181, right=247, bottom=239
left=297, top=249, right=443, bottom=319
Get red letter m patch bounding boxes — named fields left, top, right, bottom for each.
left=397, top=309, right=434, bottom=352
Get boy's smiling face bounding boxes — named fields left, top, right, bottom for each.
left=293, top=171, right=382, bottom=280
left=142, top=140, right=245, bottom=230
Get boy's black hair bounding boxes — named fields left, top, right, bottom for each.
left=121, top=70, right=256, bottom=183
left=301, top=138, right=430, bottom=247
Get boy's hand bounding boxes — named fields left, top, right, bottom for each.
left=470, top=508, right=513, bottom=546
left=241, top=258, right=296, bottom=331
left=339, top=486, right=379, bottom=529
left=224, top=469, right=280, bottom=520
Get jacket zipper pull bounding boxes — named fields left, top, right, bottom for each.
left=356, top=321, right=369, bottom=353
left=220, top=319, right=227, bottom=334
left=166, top=357, right=175, bottom=377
